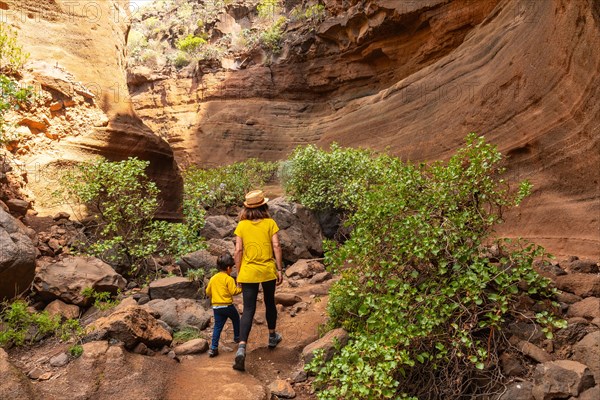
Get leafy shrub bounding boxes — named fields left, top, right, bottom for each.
left=291, top=3, right=326, bottom=24
left=306, top=134, right=565, bottom=399
left=0, top=24, right=32, bottom=143
left=81, top=287, right=120, bottom=311
left=0, top=300, right=83, bottom=347
left=176, top=34, right=207, bottom=54
left=56, top=157, right=204, bottom=275
left=257, top=0, right=282, bottom=20
left=183, top=158, right=278, bottom=209
left=68, top=344, right=84, bottom=358
left=172, top=51, right=191, bottom=68
left=282, top=143, right=394, bottom=211
left=259, top=16, right=287, bottom=53
left=0, top=23, right=29, bottom=74
left=0, top=75, right=33, bottom=142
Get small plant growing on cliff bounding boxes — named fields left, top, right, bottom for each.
left=176, top=34, right=207, bottom=54
left=259, top=16, right=287, bottom=53
left=56, top=157, right=204, bottom=276
left=0, top=23, right=32, bottom=144
left=305, top=134, right=565, bottom=399
left=68, top=344, right=84, bottom=358
left=0, top=23, right=29, bottom=74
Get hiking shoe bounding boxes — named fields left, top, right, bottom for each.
left=208, top=348, right=218, bottom=357
left=268, top=332, right=282, bottom=348
left=233, top=347, right=245, bottom=371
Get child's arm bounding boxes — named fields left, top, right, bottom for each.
left=205, top=278, right=212, bottom=298
left=227, top=276, right=242, bottom=296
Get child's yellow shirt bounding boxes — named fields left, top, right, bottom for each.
left=205, top=271, right=242, bottom=306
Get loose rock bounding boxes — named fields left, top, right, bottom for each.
left=174, top=338, right=208, bottom=355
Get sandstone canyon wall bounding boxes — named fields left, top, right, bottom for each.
left=130, top=0, right=600, bottom=258
left=1, top=0, right=182, bottom=218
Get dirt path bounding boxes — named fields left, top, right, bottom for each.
left=166, top=284, right=329, bottom=400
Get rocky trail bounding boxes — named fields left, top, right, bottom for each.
left=166, top=282, right=329, bottom=400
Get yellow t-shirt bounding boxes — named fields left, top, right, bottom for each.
left=234, top=218, right=279, bottom=283
left=205, top=272, right=242, bottom=306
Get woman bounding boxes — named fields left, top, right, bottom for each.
left=232, top=190, right=284, bottom=371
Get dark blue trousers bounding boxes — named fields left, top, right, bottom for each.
left=211, top=304, right=240, bottom=350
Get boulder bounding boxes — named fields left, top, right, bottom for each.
left=49, top=353, right=69, bottom=367
left=0, top=208, right=37, bottom=301
left=555, top=274, right=600, bottom=298
left=285, top=259, right=325, bottom=279
left=576, top=386, right=600, bottom=400
left=275, top=293, right=303, bottom=307
left=269, top=198, right=324, bottom=263
left=500, top=352, right=526, bottom=377
left=206, top=238, right=235, bottom=258
left=176, top=249, right=218, bottom=274
left=5, top=199, right=30, bottom=216
left=148, top=276, right=201, bottom=300
left=33, top=256, right=127, bottom=306
left=512, top=339, right=553, bottom=363
left=566, top=259, right=599, bottom=274
left=309, top=271, right=332, bottom=284
left=200, top=215, right=236, bottom=239
left=572, top=331, right=600, bottom=382
left=302, top=328, right=349, bottom=364
left=87, top=305, right=172, bottom=350
left=0, top=348, right=35, bottom=400
left=567, top=297, right=600, bottom=320
left=497, top=381, right=534, bottom=400
left=143, top=298, right=211, bottom=330
left=268, top=379, right=296, bottom=399
left=173, top=338, right=209, bottom=355
left=532, top=360, right=595, bottom=400
left=44, top=299, right=80, bottom=320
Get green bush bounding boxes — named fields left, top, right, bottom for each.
left=0, top=300, right=84, bottom=347
left=0, top=23, right=29, bottom=74
left=56, top=157, right=205, bottom=275
left=176, top=34, right=207, bottom=54
left=291, top=3, right=326, bottom=24
left=172, top=51, right=191, bottom=68
left=306, top=134, right=564, bottom=399
left=183, top=158, right=279, bottom=209
left=257, top=0, right=282, bottom=20
left=259, top=16, right=287, bottom=53
left=0, top=24, right=32, bottom=143
left=81, top=287, right=120, bottom=311
left=282, top=143, right=394, bottom=211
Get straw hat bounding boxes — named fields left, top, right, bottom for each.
left=243, top=190, right=269, bottom=208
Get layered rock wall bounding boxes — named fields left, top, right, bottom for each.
left=130, top=0, right=600, bottom=257
left=1, top=0, right=182, bottom=218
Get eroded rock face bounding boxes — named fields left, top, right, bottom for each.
left=0, top=208, right=37, bottom=301
left=130, top=0, right=600, bottom=258
left=3, top=0, right=182, bottom=218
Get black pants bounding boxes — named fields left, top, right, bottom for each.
left=240, top=280, right=277, bottom=342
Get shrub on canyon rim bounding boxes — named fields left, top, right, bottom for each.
left=57, top=157, right=204, bottom=276
left=305, top=134, right=565, bottom=399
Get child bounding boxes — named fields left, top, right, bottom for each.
left=205, top=253, right=242, bottom=357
